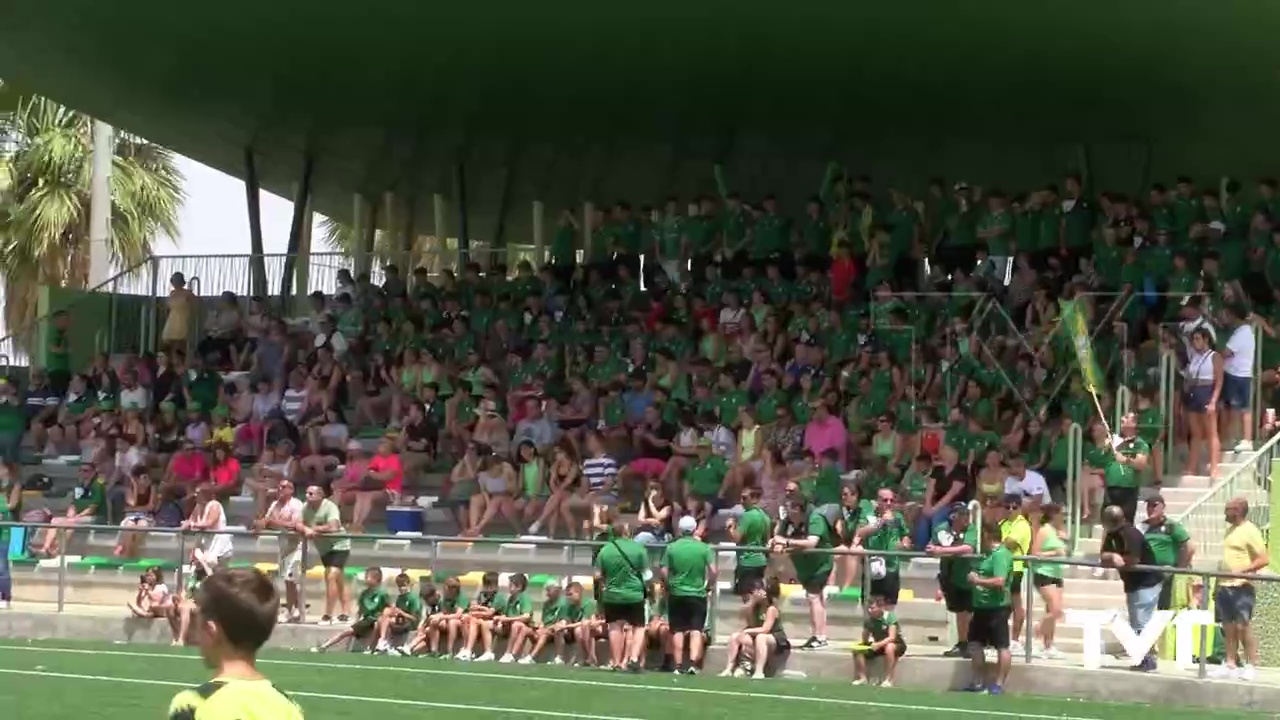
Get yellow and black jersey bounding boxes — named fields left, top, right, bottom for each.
left=168, top=678, right=304, bottom=720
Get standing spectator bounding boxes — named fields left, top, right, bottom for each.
left=161, top=272, right=196, bottom=355
left=1099, top=504, right=1163, bottom=672
left=927, top=502, right=978, bottom=658
left=1213, top=497, right=1269, bottom=679
left=1183, top=327, right=1223, bottom=479
left=1100, top=413, right=1150, bottom=525
left=856, top=487, right=911, bottom=611
left=1221, top=305, right=1256, bottom=451
left=964, top=525, right=1015, bottom=694
left=0, top=462, right=20, bottom=608
left=727, top=486, right=770, bottom=599
left=593, top=522, right=649, bottom=672
left=258, top=480, right=304, bottom=622
left=771, top=498, right=837, bottom=650
left=1142, top=495, right=1193, bottom=612
left=184, top=483, right=234, bottom=579
left=1031, top=504, right=1068, bottom=659
left=302, top=484, right=352, bottom=624
left=662, top=515, right=717, bottom=674
left=998, top=494, right=1032, bottom=653
left=0, top=380, right=23, bottom=464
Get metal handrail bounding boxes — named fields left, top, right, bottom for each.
left=1174, top=429, right=1280, bottom=560
left=1066, top=422, right=1083, bottom=554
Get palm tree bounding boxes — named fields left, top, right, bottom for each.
left=0, top=93, right=183, bottom=344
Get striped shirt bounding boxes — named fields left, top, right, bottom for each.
left=582, top=455, right=618, bottom=492
left=280, top=389, right=307, bottom=424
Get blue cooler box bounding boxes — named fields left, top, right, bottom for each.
left=386, top=506, right=424, bottom=534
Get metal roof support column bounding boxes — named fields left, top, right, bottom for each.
left=583, top=201, right=594, bottom=266
left=432, top=193, right=448, bottom=275
left=455, top=163, right=470, bottom=265
left=351, top=194, right=368, bottom=278
left=532, top=201, right=545, bottom=266
left=361, top=196, right=380, bottom=278
left=279, top=153, right=314, bottom=315
left=294, top=190, right=314, bottom=303
left=399, top=193, right=417, bottom=270
left=382, top=191, right=397, bottom=271
left=87, top=120, right=113, bottom=287
left=244, top=148, right=267, bottom=298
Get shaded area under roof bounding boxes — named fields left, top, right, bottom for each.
left=3, top=0, right=1279, bottom=244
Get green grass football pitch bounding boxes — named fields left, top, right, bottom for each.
left=0, top=641, right=1266, bottom=720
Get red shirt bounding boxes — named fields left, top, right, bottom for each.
left=830, top=258, right=857, bottom=301
left=368, top=453, right=404, bottom=493
left=210, top=458, right=241, bottom=488
left=171, top=451, right=209, bottom=485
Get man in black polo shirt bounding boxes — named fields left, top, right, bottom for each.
left=1099, top=504, right=1164, bottom=672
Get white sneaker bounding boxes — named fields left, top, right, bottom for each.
left=528, top=521, right=542, bottom=534
left=498, top=653, right=516, bottom=664
left=852, top=678, right=868, bottom=686
left=375, top=640, right=390, bottom=653
left=879, top=680, right=894, bottom=688
left=309, top=646, right=322, bottom=654
left=475, top=651, right=496, bottom=663
left=1009, top=640, right=1024, bottom=655
left=455, top=650, right=473, bottom=661
left=0, top=600, right=10, bottom=610
left=1209, top=664, right=1238, bottom=679
left=1038, top=646, right=1065, bottom=660
left=552, top=657, right=566, bottom=666
left=1240, top=664, right=1257, bottom=681
left=1235, top=440, right=1254, bottom=453
left=517, top=655, right=535, bottom=665
left=718, top=668, right=734, bottom=678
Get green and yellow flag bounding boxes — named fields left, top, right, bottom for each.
left=1059, top=299, right=1104, bottom=394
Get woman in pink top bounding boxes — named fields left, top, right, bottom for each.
left=164, top=439, right=209, bottom=487
left=803, top=400, right=848, bottom=470
left=208, top=443, right=242, bottom=498
left=350, top=438, right=402, bottom=533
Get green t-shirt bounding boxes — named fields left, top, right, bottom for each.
left=1144, top=519, right=1191, bottom=567
left=594, top=538, right=648, bottom=604
left=541, top=597, right=567, bottom=626
left=972, top=545, right=1014, bottom=609
left=357, top=587, right=391, bottom=621
left=934, top=521, right=979, bottom=588
left=440, top=592, right=470, bottom=614
left=395, top=591, right=423, bottom=623
left=863, top=610, right=901, bottom=642
left=565, top=597, right=598, bottom=623
left=662, top=537, right=715, bottom=597
left=46, top=329, right=70, bottom=373
left=72, top=479, right=106, bottom=518
left=685, top=455, right=729, bottom=498
left=789, top=509, right=836, bottom=584
left=736, top=507, right=771, bottom=568
left=1103, top=436, right=1150, bottom=489
left=812, top=465, right=842, bottom=506
left=503, top=591, right=533, bottom=618
left=302, top=499, right=352, bottom=554
left=862, top=512, right=910, bottom=573
left=0, top=402, right=25, bottom=435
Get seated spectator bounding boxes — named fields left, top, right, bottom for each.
left=397, top=400, right=438, bottom=485
left=464, top=452, right=520, bottom=537
left=117, top=369, right=150, bottom=413
left=373, top=572, right=423, bottom=654
left=303, top=406, right=349, bottom=471
left=23, top=368, right=61, bottom=455
left=576, top=430, right=620, bottom=537
left=164, top=438, right=209, bottom=488
left=634, top=479, right=677, bottom=545
left=512, top=397, right=555, bottom=453
left=208, top=443, right=242, bottom=498
left=49, top=373, right=93, bottom=455
left=719, top=576, right=787, bottom=679
left=624, top=405, right=675, bottom=497
left=512, top=440, right=547, bottom=528
left=236, top=377, right=278, bottom=456
left=149, top=401, right=182, bottom=457
left=470, top=399, right=510, bottom=459
left=244, top=440, right=295, bottom=517
left=314, top=567, right=389, bottom=653
left=115, top=464, right=157, bottom=558
left=126, top=566, right=174, bottom=619
left=852, top=594, right=907, bottom=687
left=454, top=571, right=501, bottom=661
left=346, top=437, right=404, bottom=533
left=33, top=463, right=105, bottom=556
left=526, top=439, right=581, bottom=538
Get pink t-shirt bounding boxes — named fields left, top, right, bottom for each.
left=804, top=415, right=848, bottom=470
left=210, top=458, right=241, bottom=488
left=171, top=451, right=209, bottom=484
left=368, top=454, right=404, bottom=493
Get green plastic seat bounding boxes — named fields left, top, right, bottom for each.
left=122, top=559, right=179, bottom=573
left=356, top=427, right=388, bottom=439
left=832, top=586, right=862, bottom=604
left=70, top=556, right=124, bottom=572
left=528, top=574, right=556, bottom=589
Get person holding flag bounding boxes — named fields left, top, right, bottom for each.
left=1099, top=413, right=1150, bottom=524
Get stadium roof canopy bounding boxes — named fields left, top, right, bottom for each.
left=3, top=0, right=1280, bottom=243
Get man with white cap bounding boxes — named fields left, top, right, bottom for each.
left=662, top=514, right=718, bottom=674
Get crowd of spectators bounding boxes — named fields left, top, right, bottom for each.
left=1, top=169, right=1278, bottom=683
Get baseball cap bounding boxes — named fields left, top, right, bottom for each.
left=677, top=515, right=698, bottom=535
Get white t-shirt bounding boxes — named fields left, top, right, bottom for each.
left=705, top=425, right=736, bottom=458
left=1004, top=470, right=1051, bottom=504
left=1224, top=324, right=1255, bottom=378
left=119, top=386, right=149, bottom=411
left=266, top=497, right=305, bottom=554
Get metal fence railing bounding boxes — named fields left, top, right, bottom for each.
left=3, top=520, right=1271, bottom=678
left=1176, top=435, right=1278, bottom=561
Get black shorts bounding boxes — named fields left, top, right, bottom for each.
left=352, top=618, right=377, bottom=639
left=867, top=572, right=901, bottom=606
left=941, top=583, right=972, bottom=613
left=734, top=565, right=766, bottom=596
left=865, top=640, right=907, bottom=658
left=1009, top=571, right=1024, bottom=596
left=602, top=601, right=646, bottom=628
left=321, top=550, right=350, bottom=569
left=799, top=574, right=827, bottom=597
left=1033, top=573, right=1064, bottom=589
left=967, top=607, right=1011, bottom=650
left=667, top=596, right=708, bottom=634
